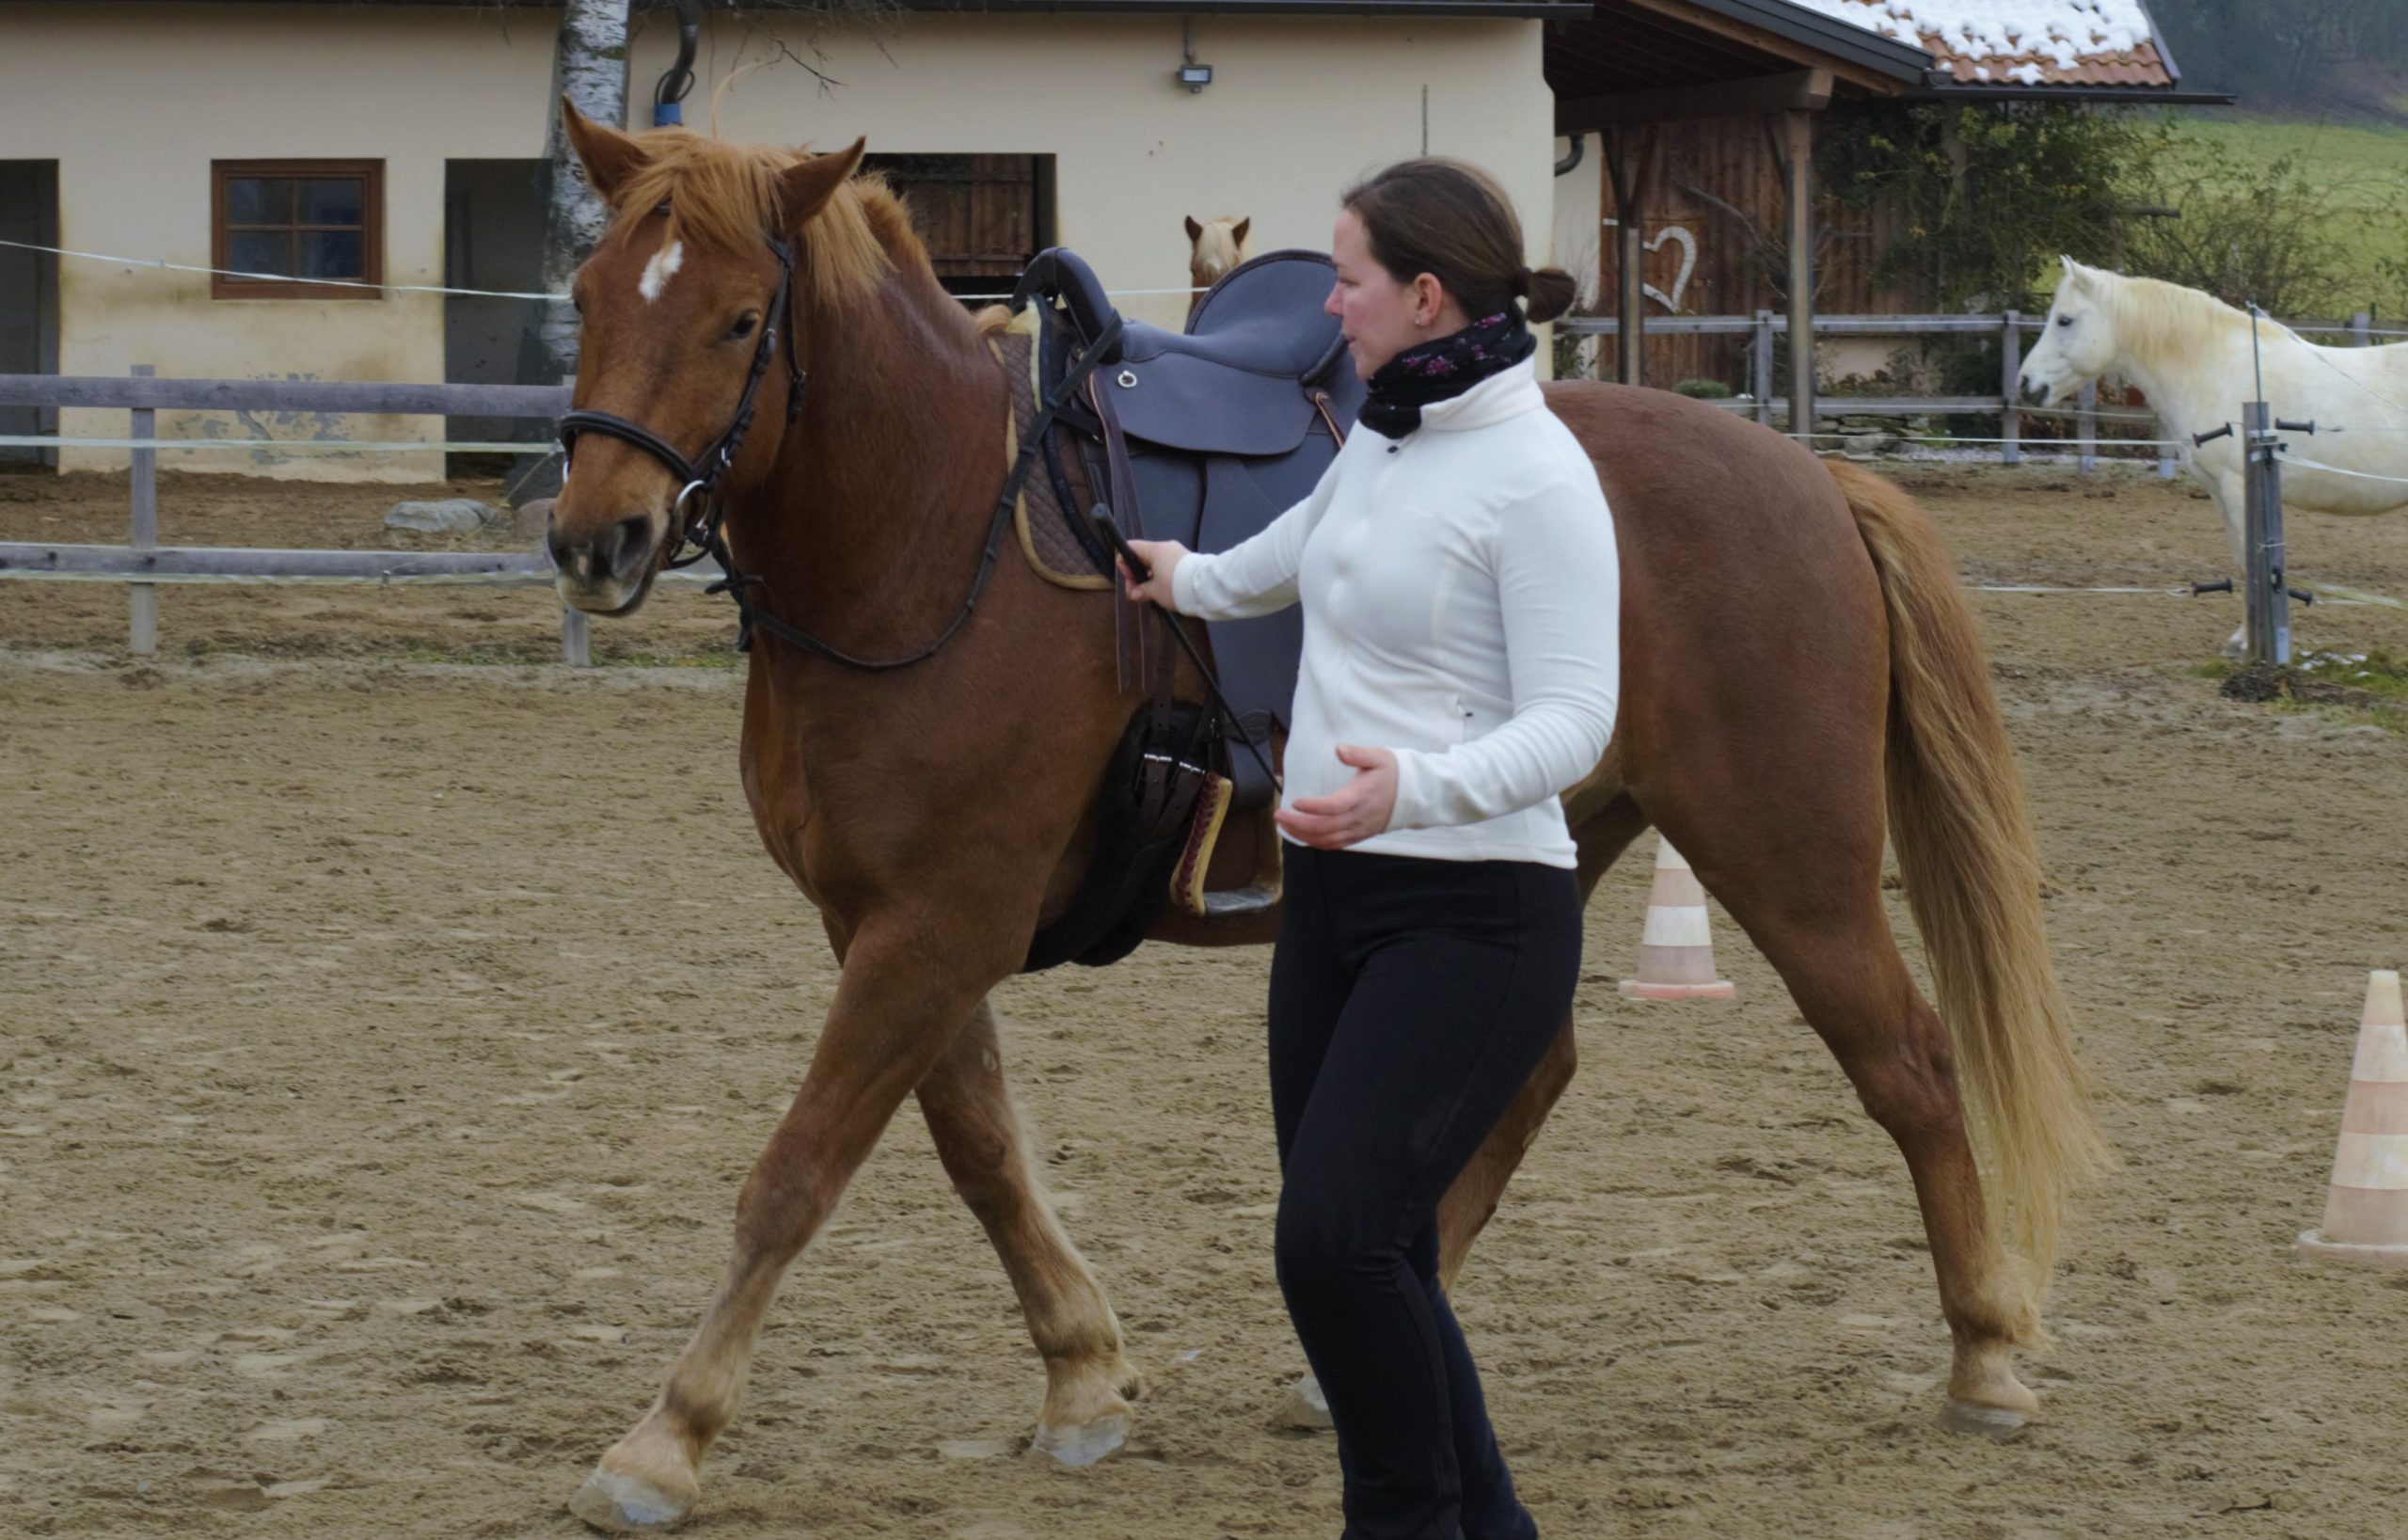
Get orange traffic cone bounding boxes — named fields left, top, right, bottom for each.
left=1619, top=836, right=1734, bottom=1001
left=2299, top=970, right=2408, bottom=1267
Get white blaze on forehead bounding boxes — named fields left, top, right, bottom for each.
left=638, top=241, right=685, bottom=303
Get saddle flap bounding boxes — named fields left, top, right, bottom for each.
left=1104, top=345, right=1323, bottom=458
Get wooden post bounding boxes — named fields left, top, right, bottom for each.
left=1782, top=109, right=1815, bottom=443
left=2242, top=399, right=2289, bottom=665
left=1999, top=311, right=2020, bottom=466
left=1752, top=310, right=1775, bottom=427
left=129, top=364, right=157, bottom=655
left=2077, top=380, right=2098, bottom=474
left=2352, top=311, right=2372, bottom=347
left=1605, top=129, right=1648, bottom=389
left=561, top=606, right=592, bottom=667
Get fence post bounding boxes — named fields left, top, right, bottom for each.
left=128, top=364, right=157, bottom=656
left=2352, top=311, right=2372, bottom=348
left=2077, top=380, right=2098, bottom=474
left=560, top=606, right=591, bottom=667
left=1999, top=310, right=2020, bottom=467
left=1752, top=311, right=1775, bottom=428
left=2242, top=399, right=2289, bottom=666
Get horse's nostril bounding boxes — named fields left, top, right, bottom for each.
left=607, top=515, right=653, bottom=579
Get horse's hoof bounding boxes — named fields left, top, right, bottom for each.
left=1031, top=1409, right=1130, bottom=1469
left=569, top=1467, right=694, bottom=1532
left=1278, top=1373, right=1333, bottom=1431
left=1940, top=1398, right=2031, bottom=1441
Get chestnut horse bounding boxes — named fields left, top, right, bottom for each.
left=545, top=107, right=2104, bottom=1532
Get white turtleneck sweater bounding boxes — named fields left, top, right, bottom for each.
left=1169, top=360, right=1620, bottom=868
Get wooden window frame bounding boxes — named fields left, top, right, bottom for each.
left=212, top=159, right=385, bottom=300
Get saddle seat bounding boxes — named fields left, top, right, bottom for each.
left=1020, top=247, right=1356, bottom=460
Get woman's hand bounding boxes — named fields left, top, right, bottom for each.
left=1275, top=745, right=1399, bottom=849
left=1119, top=539, right=1186, bottom=608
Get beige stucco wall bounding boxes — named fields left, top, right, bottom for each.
left=0, top=2, right=1556, bottom=481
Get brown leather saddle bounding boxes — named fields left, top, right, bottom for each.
left=1007, top=246, right=1365, bottom=973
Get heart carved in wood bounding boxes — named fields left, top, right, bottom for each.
left=1600, top=220, right=1698, bottom=313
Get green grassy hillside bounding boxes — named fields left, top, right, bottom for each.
left=2169, top=113, right=2408, bottom=316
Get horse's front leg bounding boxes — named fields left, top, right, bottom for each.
left=917, top=998, right=1143, bottom=1465
left=569, top=919, right=1005, bottom=1532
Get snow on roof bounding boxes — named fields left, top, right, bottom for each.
left=1784, top=0, right=2176, bottom=88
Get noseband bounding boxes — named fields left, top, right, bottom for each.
left=556, top=236, right=807, bottom=569
left=551, top=232, right=1118, bottom=671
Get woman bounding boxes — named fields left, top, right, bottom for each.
left=1122, top=160, right=1619, bottom=1540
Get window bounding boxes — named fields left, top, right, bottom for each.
left=212, top=160, right=383, bottom=299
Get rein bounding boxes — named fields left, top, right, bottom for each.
left=556, top=234, right=1119, bottom=669
left=550, top=232, right=1275, bottom=795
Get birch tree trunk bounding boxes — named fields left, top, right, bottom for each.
left=512, top=0, right=628, bottom=501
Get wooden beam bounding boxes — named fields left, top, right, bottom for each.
left=1604, top=126, right=1659, bottom=389
left=1783, top=107, right=1816, bottom=441
left=1617, top=0, right=1906, bottom=93
left=1556, top=67, right=1831, bottom=133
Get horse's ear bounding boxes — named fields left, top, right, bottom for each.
left=562, top=98, right=648, bottom=207
left=2060, top=254, right=2088, bottom=289
left=1232, top=217, right=1251, bottom=247
left=1184, top=214, right=1203, bottom=243
left=779, top=138, right=867, bottom=229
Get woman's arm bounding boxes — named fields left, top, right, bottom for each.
left=1386, top=477, right=1621, bottom=830
left=1124, top=443, right=1349, bottom=621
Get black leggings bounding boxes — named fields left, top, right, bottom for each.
left=1269, top=844, right=1584, bottom=1540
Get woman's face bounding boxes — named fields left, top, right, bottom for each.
left=1328, top=208, right=1434, bottom=379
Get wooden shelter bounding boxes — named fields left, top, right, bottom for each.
left=1543, top=0, right=2221, bottom=427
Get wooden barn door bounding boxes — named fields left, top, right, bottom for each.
left=863, top=153, right=1054, bottom=301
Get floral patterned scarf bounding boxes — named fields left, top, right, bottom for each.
left=1357, top=309, right=1536, bottom=440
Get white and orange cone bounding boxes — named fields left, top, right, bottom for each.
left=2299, top=970, right=2408, bottom=1268
left=1618, top=836, right=1735, bottom=1001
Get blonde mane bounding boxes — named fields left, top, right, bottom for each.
left=1189, top=216, right=1251, bottom=280
left=2085, top=267, right=2257, bottom=375
left=609, top=129, right=926, bottom=310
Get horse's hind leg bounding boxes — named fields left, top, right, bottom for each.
left=915, top=998, right=1142, bottom=1466
left=1435, top=791, right=1649, bottom=1289
left=1671, top=807, right=2041, bottom=1429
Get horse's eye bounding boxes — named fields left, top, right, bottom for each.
left=2055, top=314, right=2073, bottom=327
left=727, top=313, right=760, bottom=341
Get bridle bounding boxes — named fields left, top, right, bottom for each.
left=552, top=232, right=1114, bottom=671
left=548, top=227, right=1276, bottom=789
left=556, top=235, right=804, bottom=583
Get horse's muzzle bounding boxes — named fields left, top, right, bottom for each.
left=549, top=512, right=662, bottom=612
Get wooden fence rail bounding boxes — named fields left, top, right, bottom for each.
left=1555, top=309, right=2390, bottom=468
left=3, top=322, right=2397, bottom=662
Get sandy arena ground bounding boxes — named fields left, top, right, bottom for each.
left=4, top=462, right=2408, bottom=1538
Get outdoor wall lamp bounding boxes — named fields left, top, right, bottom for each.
left=1179, top=19, right=1212, bottom=93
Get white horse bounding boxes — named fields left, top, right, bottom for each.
left=2017, top=258, right=2408, bottom=653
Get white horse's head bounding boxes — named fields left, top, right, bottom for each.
left=2017, top=257, right=2122, bottom=406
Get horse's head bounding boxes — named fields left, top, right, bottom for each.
left=1184, top=214, right=1252, bottom=292
left=2017, top=256, right=2119, bottom=407
left=547, top=102, right=866, bottom=615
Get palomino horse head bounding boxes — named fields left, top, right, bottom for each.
left=547, top=101, right=868, bottom=615
left=1184, top=214, right=1252, bottom=297
left=2016, top=256, right=2122, bottom=407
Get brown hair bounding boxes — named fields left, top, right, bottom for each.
left=1340, top=158, right=1580, bottom=325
